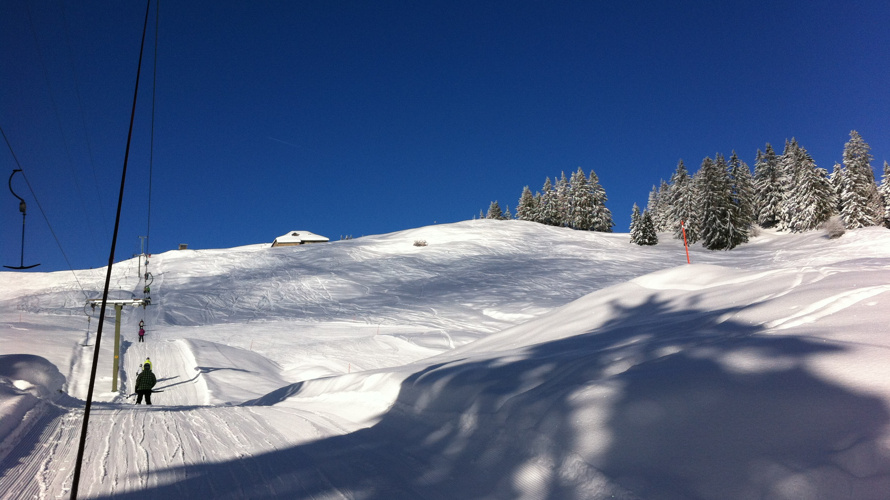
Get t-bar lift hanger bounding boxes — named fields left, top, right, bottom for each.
left=5, top=169, right=39, bottom=269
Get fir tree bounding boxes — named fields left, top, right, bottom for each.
left=839, top=130, right=882, bottom=228
left=570, top=167, right=595, bottom=230
left=880, top=161, right=890, bottom=228
left=810, top=165, right=836, bottom=230
left=588, top=169, right=614, bottom=232
left=532, top=192, right=544, bottom=223
left=753, top=144, right=782, bottom=228
left=637, top=210, right=658, bottom=245
left=554, top=172, right=571, bottom=227
left=666, top=160, right=699, bottom=243
left=829, top=162, right=844, bottom=214
left=699, top=155, right=744, bottom=250
left=539, top=177, right=560, bottom=226
left=784, top=144, right=835, bottom=232
left=654, top=180, right=672, bottom=231
left=486, top=201, right=504, bottom=220
left=646, top=185, right=659, bottom=223
left=646, top=182, right=671, bottom=232
left=719, top=153, right=749, bottom=248
left=777, top=139, right=801, bottom=231
left=629, top=203, right=641, bottom=242
left=729, top=151, right=756, bottom=233
left=516, top=186, right=537, bottom=221
left=503, top=205, right=512, bottom=220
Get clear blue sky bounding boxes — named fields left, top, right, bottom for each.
left=2, top=1, right=889, bottom=272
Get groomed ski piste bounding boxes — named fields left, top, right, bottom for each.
left=2, top=219, right=890, bottom=499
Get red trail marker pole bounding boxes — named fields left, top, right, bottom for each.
left=681, top=220, right=691, bottom=264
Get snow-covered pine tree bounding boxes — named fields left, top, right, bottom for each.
left=588, top=169, right=614, bottom=232
left=654, top=180, right=672, bottom=231
left=699, top=155, right=742, bottom=250
left=753, top=144, right=782, bottom=228
left=839, top=130, right=882, bottom=228
left=784, top=144, right=835, bottom=232
left=829, top=162, right=844, bottom=214
left=719, top=153, right=749, bottom=248
left=516, top=186, right=537, bottom=221
left=645, top=182, right=670, bottom=231
left=646, top=181, right=670, bottom=232
left=811, top=164, right=837, bottom=230
left=532, top=192, right=544, bottom=223
left=539, top=177, right=560, bottom=226
left=555, top=172, right=571, bottom=227
left=646, top=185, right=659, bottom=223
left=666, top=160, right=699, bottom=243
left=570, top=167, right=595, bottom=230
left=880, top=161, right=890, bottom=228
left=486, top=201, right=504, bottom=220
left=728, top=151, right=756, bottom=234
left=629, top=203, right=642, bottom=243
left=638, top=210, right=658, bottom=245
left=503, top=205, right=512, bottom=220
left=777, top=139, right=802, bottom=231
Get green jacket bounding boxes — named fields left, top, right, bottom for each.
left=135, top=369, right=156, bottom=392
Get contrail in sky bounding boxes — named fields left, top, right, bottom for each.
left=268, top=137, right=302, bottom=148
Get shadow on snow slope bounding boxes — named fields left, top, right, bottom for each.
left=90, top=294, right=890, bottom=500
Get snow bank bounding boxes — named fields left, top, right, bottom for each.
left=0, top=354, right=65, bottom=461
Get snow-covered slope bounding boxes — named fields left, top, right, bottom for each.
left=1, top=220, right=889, bottom=499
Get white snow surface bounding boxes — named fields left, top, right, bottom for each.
left=2, top=219, right=890, bottom=499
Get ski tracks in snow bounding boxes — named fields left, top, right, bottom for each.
left=0, top=392, right=354, bottom=498
left=0, top=402, right=82, bottom=499
left=78, top=406, right=350, bottom=498
left=1, top=330, right=360, bottom=498
left=767, top=284, right=890, bottom=330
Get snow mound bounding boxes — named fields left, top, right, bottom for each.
left=0, top=354, right=65, bottom=399
left=0, top=355, right=66, bottom=461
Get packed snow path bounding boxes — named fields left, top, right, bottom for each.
left=122, top=339, right=207, bottom=406
left=0, top=333, right=364, bottom=499
left=0, top=402, right=367, bottom=498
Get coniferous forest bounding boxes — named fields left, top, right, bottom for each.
left=483, top=131, right=890, bottom=250
left=483, top=166, right=614, bottom=232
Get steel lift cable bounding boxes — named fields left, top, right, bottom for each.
left=146, top=0, right=159, bottom=256
left=69, top=1, right=153, bottom=498
left=0, top=126, right=89, bottom=295
left=23, top=1, right=104, bottom=256
left=58, top=0, right=111, bottom=236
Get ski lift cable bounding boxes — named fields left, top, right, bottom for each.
left=135, top=3, right=161, bottom=329
left=23, top=2, right=104, bottom=258
left=139, top=2, right=161, bottom=329
left=57, top=0, right=112, bottom=237
left=1, top=125, right=90, bottom=296
left=70, top=1, right=154, bottom=498
left=146, top=0, right=160, bottom=255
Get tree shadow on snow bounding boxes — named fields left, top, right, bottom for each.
left=89, top=294, right=890, bottom=499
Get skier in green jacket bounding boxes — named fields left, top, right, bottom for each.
left=134, top=363, right=157, bottom=405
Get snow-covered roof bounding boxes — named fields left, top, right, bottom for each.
left=271, top=231, right=329, bottom=246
